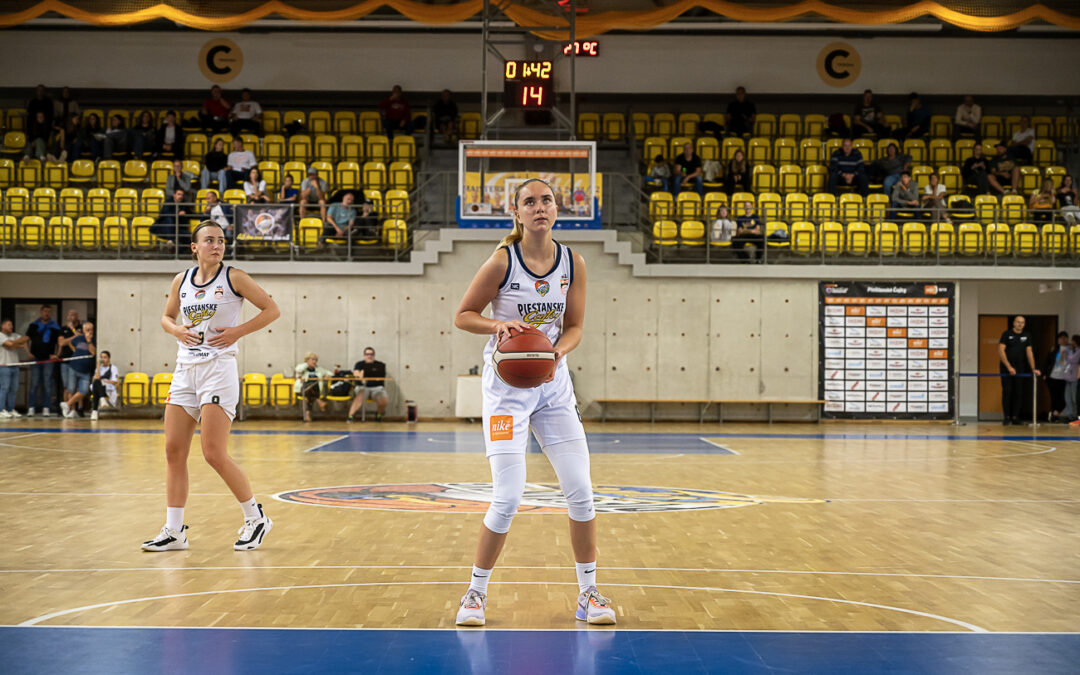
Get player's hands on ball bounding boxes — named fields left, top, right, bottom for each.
left=208, top=326, right=242, bottom=348
left=175, top=322, right=201, bottom=346
left=493, top=320, right=533, bottom=345
left=543, top=347, right=566, bottom=383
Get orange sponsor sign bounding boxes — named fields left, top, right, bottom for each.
left=929, top=349, right=948, bottom=359
left=490, top=415, right=514, bottom=441
left=845, top=306, right=865, bottom=315
left=866, top=317, right=886, bottom=327
left=908, top=339, right=928, bottom=348
left=887, top=328, right=906, bottom=337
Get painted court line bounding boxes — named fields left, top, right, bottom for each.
left=302, top=434, right=348, bottom=453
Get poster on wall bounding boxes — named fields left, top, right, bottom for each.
left=234, top=204, right=293, bottom=242
left=819, top=281, right=955, bottom=420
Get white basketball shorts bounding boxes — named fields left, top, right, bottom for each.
left=482, top=360, right=585, bottom=456
left=167, top=356, right=240, bottom=421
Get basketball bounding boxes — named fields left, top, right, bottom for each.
left=492, top=326, right=555, bottom=388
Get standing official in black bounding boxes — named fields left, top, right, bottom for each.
left=998, top=316, right=1040, bottom=425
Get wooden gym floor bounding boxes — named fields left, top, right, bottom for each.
left=1, top=418, right=1078, bottom=673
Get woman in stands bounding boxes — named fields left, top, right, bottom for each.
left=141, top=220, right=280, bottom=552
left=452, top=178, right=616, bottom=627
left=243, top=167, right=270, bottom=204
left=725, top=148, right=750, bottom=195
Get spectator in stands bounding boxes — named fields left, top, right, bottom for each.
left=104, top=113, right=131, bottom=159
left=294, top=352, right=332, bottom=422
left=890, top=172, right=920, bottom=214
left=200, top=85, right=231, bottom=132
left=852, top=89, right=889, bottom=138
left=709, top=204, right=736, bottom=244
left=872, top=142, right=911, bottom=196
left=83, top=113, right=106, bottom=161
left=203, top=190, right=234, bottom=236
left=725, top=86, right=756, bottom=137
left=379, top=85, right=413, bottom=137
left=131, top=111, right=157, bottom=158
left=151, top=188, right=192, bottom=245
left=348, top=347, right=389, bottom=422
left=26, top=85, right=53, bottom=130
left=158, top=110, right=184, bottom=159
left=279, top=174, right=299, bottom=205
left=90, top=349, right=119, bottom=421
left=165, top=159, right=195, bottom=195
left=1008, top=115, right=1035, bottom=164
left=1057, top=175, right=1078, bottom=226
left=324, top=191, right=378, bottom=242
left=62, top=321, right=96, bottom=418
left=895, top=93, right=930, bottom=140
left=1046, top=331, right=1071, bottom=423
left=672, top=141, right=703, bottom=196
left=731, top=201, right=765, bottom=261
left=200, top=137, right=229, bottom=190
left=25, top=305, right=60, bottom=417
left=644, top=154, right=671, bottom=193
left=52, top=86, right=79, bottom=126
left=953, top=95, right=981, bottom=140
left=26, top=110, right=51, bottom=160
left=61, top=113, right=85, bottom=161
left=827, top=138, right=868, bottom=197
left=432, top=89, right=459, bottom=143
left=300, top=166, right=329, bottom=219
left=229, top=88, right=263, bottom=136
left=1028, top=178, right=1055, bottom=223
left=999, top=315, right=1039, bottom=426
left=243, top=167, right=270, bottom=204
left=1, top=318, right=30, bottom=419
left=987, top=143, right=1019, bottom=195
left=56, top=309, right=82, bottom=414
left=921, top=173, right=950, bottom=223
left=226, top=137, right=257, bottom=190
left=724, top=149, right=750, bottom=195
left=962, top=143, right=991, bottom=195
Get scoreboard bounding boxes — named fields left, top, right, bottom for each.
left=819, top=281, right=955, bottom=419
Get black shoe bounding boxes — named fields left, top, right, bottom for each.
left=1003, top=418, right=1012, bottom=426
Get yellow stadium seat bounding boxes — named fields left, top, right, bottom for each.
left=1056, top=116, right=1078, bottom=144
left=94, top=160, right=120, bottom=189
left=314, top=135, right=338, bottom=163
left=632, top=112, right=651, bottom=138
left=74, top=215, right=100, bottom=250
left=1031, top=116, right=1052, bottom=140
left=911, top=165, right=933, bottom=190
left=929, top=115, right=951, bottom=138
left=263, top=134, right=286, bottom=163
left=358, top=111, right=382, bottom=136
left=46, top=215, right=73, bottom=249
left=751, top=165, right=775, bottom=193
left=784, top=192, right=810, bottom=223
left=185, top=133, right=208, bottom=160
left=576, top=112, right=599, bottom=139
left=773, top=138, right=797, bottom=165
left=149, top=159, right=172, bottom=188
left=778, top=165, right=803, bottom=194
left=18, top=158, right=42, bottom=188
left=901, top=222, right=928, bottom=256
left=114, top=187, right=138, bottom=219
left=874, top=222, right=900, bottom=256
left=980, top=115, right=1003, bottom=140
left=5, top=186, right=29, bottom=218
left=336, top=161, right=361, bottom=190
left=946, top=194, right=973, bottom=220
left=779, top=114, right=802, bottom=138
left=820, top=221, right=844, bottom=255
left=19, top=215, right=45, bottom=248
left=270, top=374, right=296, bottom=406
left=151, top=373, right=173, bottom=405
left=865, top=193, right=889, bottom=224
left=363, top=162, right=387, bottom=191
left=804, top=114, right=827, bottom=138
left=669, top=136, right=692, bottom=161
left=928, top=139, right=952, bottom=166
left=308, top=111, right=331, bottom=135
left=262, top=110, right=281, bottom=134
left=799, top=138, right=822, bottom=166
left=141, top=188, right=165, bottom=218
left=182, top=159, right=200, bottom=177
left=1045, top=166, right=1066, bottom=189
left=383, top=219, right=407, bottom=249
left=790, top=221, right=816, bottom=254
left=747, top=137, right=770, bottom=164
left=385, top=189, right=410, bottom=219
left=31, top=187, right=55, bottom=218
left=297, top=217, right=322, bottom=250
left=954, top=139, right=975, bottom=165
left=366, top=135, right=390, bottom=164
left=1013, top=223, right=1039, bottom=256
left=282, top=161, right=306, bottom=188
left=338, top=135, right=362, bottom=163
left=44, top=160, right=67, bottom=189
left=975, top=194, right=998, bottom=224
left=0, top=158, right=14, bottom=188
left=903, top=139, right=927, bottom=164
left=283, top=111, right=305, bottom=130
left=929, top=222, right=955, bottom=256
left=652, top=220, right=677, bottom=247
left=703, top=192, right=727, bottom=221
left=1004, top=115, right=1022, bottom=139
left=851, top=139, right=874, bottom=163
left=652, top=113, right=676, bottom=137
left=459, top=112, right=482, bottom=140
left=676, top=191, right=701, bottom=222
left=332, top=111, right=356, bottom=136
left=721, top=137, right=745, bottom=162
left=0, top=215, right=13, bottom=247
left=602, top=113, right=626, bottom=141
left=288, top=135, right=312, bottom=164
left=939, top=165, right=962, bottom=194
left=195, top=188, right=213, bottom=211
left=1001, top=195, right=1026, bottom=224
left=59, top=187, right=83, bottom=218
left=846, top=222, right=871, bottom=255
left=695, top=137, right=719, bottom=162
left=122, top=372, right=150, bottom=406
left=731, top=192, right=755, bottom=215
left=5, top=110, right=26, bottom=132
left=365, top=190, right=384, bottom=217
left=957, top=222, right=983, bottom=255
left=642, top=136, right=666, bottom=163
left=223, top=189, right=246, bottom=205
left=838, top=193, right=862, bottom=223
left=130, top=216, right=156, bottom=250
left=985, top=223, right=1011, bottom=257
left=1, top=131, right=26, bottom=157
left=86, top=188, right=110, bottom=218
left=765, top=221, right=789, bottom=248
left=824, top=138, right=843, bottom=160
left=392, top=136, right=416, bottom=164
left=649, top=191, right=674, bottom=220
left=257, top=161, right=280, bottom=192
left=757, top=192, right=782, bottom=223
left=1041, top=223, right=1066, bottom=257
left=679, top=220, right=706, bottom=246
left=102, top=216, right=127, bottom=249
left=754, top=113, right=776, bottom=138
left=1070, top=224, right=1080, bottom=257
left=805, top=165, right=828, bottom=194
left=1018, top=166, right=1041, bottom=194
left=242, top=373, right=268, bottom=407
left=812, top=192, right=836, bottom=223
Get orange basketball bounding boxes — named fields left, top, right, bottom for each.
left=493, top=326, right=555, bottom=388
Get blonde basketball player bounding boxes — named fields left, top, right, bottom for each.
left=142, top=221, right=280, bottom=552
left=453, top=178, right=615, bottom=626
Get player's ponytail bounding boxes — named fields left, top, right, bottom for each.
left=498, top=178, right=551, bottom=250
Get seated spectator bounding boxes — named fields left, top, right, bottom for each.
left=872, top=142, right=911, bottom=196
left=0, top=318, right=31, bottom=419
left=203, top=190, right=234, bottom=237
left=229, top=88, right=263, bottom=136
left=130, top=111, right=157, bottom=158
left=151, top=188, right=193, bottom=245
left=644, top=154, right=670, bottom=193
left=294, top=352, right=332, bottom=422
left=62, top=321, right=96, bottom=419
left=953, top=95, right=981, bottom=140
left=325, top=192, right=377, bottom=242
left=709, top=205, right=736, bottom=244
left=731, top=201, right=765, bottom=261
left=243, top=167, right=269, bottom=204
left=158, top=110, right=185, bottom=159
left=725, top=86, right=756, bottom=137
left=200, top=138, right=228, bottom=190
left=226, top=138, right=257, bottom=190
left=61, top=112, right=84, bottom=161
left=1057, top=175, right=1078, bottom=226
left=26, top=84, right=53, bottom=130
left=724, top=149, right=750, bottom=195
left=895, top=92, right=930, bottom=140
left=379, top=85, right=413, bottom=137
left=26, top=110, right=51, bottom=160
left=53, top=86, right=78, bottom=126
left=104, top=113, right=131, bottom=159
left=279, top=174, right=299, bottom=205
left=83, top=113, right=106, bottom=161
left=348, top=347, right=389, bottom=422
left=852, top=89, right=889, bottom=138
left=962, top=143, right=991, bottom=194
left=300, top=166, right=329, bottom=219
left=90, top=349, right=119, bottom=421
left=921, top=173, right=950, bottom=223
left=987, top=143, right=1019, bottom=195
left=432, top=89, right=459, bottom=142
left=672, top=141, right=703, bottom=196
left=165, top=159, right=195, bottom=196
left=1028, top=178, right=1056, bottom=223
left=200, top=85, right=231, bottom=132
left=890, top=172, right=920, bottom=214
left=1008, top=115, right=1035, bottom=164
left=827, top=138, right=868, bottom=197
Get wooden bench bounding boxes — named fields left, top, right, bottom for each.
left=594, top=398, right=824, bottom=423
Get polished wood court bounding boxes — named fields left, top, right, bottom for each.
left=1, top=419, right=1077, bottom=635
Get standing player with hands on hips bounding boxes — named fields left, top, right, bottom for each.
left=142, top=220, right=281, bottom=552
left=452, top=178, right=616, bottom=626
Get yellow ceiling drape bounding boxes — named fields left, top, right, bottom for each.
left=1, top=1, right=1077, bottom=34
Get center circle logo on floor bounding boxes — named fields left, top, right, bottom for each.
left=274, top=483, right=825, bottom=513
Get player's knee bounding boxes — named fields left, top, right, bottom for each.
left=201, top=444, right=229, bottom=470
left=483, top=491, right=522, bottom=533
left=562, top=478, right=595, bottom=522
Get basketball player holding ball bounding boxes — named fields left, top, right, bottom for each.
left=453, top=178, right=616, bottom=626
left=142, top=220, right=280, bottom=552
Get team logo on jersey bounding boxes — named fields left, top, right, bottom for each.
left=185, top=304, right=217, bottom=327
left=195, top=289, right=206, bottom=300
left=510, top=282, right=520, bottom=290
left=274, top=483, right=825, bottom=513
left=535, top=280, right=550, bottom=297
left=181, top=292, right=186, bottom=298
left=560, top=277, right=569, bottom=294
left=214, top=286, right=224, bottom=299
left=489, top=415, right=514, bottom=441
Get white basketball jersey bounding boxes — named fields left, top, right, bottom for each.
left=484, top=241, right=575, bottom=358
left=175, top=264, right=244, bottom=365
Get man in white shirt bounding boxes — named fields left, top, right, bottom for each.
left=91, top=350, right=120, bottom=421
left=203, top=190, right=234, bottom=236
left=1008, top=115, right=1035, bottom=164
left=953, top=95, right=981, bottom=140
left=226, top=138, right=258, bottom=189
left=230, top=88, right=263, bottom=136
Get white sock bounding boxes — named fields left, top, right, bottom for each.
left=576, top=561, right=597, bottom=592
left=469, top=565, right=493, bottom=594
left=166, top=507, right=184, bottom=531
left=240, top=497, right=260, bottom=520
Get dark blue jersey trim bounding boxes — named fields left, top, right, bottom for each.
left=513, top=241, right=563, bottom=279
left=190, top=262, right=224, bottom=289
left=225, top=266, right=243, bottom=298
left=497, top=246, right=512, bottom=289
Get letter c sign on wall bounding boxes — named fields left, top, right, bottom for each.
left=199, top=38, right=244, bottom=83
left=816, top=42, right=861, bottom=88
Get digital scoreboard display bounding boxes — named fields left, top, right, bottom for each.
left=503, top=60, right=554, bottom=110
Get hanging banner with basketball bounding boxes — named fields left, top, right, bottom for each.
left=819, top=281, right=955, bottom=419
left=235, top=204, right=293, bottom=242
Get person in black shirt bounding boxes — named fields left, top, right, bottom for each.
left=25, top=305, right=60, bottom=416
left=349, top=347, right=389, bottom=422
left=433, top=89, right=459, bottom=143
left=26, top=84, right=54, bottom=130
left=200, top=138, right=229, bottom=190
left=998, top=315, right=1040, bottom=425
left=851, top=89, right=889, bottom=138
left=672, top=142, right=703, bottom=196
left=962, top=143, right=990, bottom=195
left=731, top=200, right=765, bottom=262
left=725, top=87, right=756, bottom=137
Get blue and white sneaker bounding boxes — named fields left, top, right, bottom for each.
left=234, top=504, right=273, bottom=551
left=456, top=588, right=487, bottom=626
left=141, top=525, right=189, bottom=552
left=576, top=587, right=616, bottom=624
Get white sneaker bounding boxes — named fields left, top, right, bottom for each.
left=0, top=410, right=11, bottom=419
left=576, top=587, right=616, bottom=625
left=9, top=409, right=22, bottom=418
left=234, top=504, right=273, bottom=550
left=58, top=150, right=67, bottom=163
left=64, top=408, right=77, bottom=419
left=455, top=588, right=487, bottom=626
left=90, top=410, right=99, bottom=421
left=60, top=402, right=70, bottom=416
left=26, top=407, right=35, bottom=417
left=141, top=525, right=189, bottom=552
left=42, top=409, right=52, bottom=417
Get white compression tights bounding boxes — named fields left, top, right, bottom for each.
left=482, top=438, right=595, bottom=534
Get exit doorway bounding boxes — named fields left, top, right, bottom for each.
left=977, top=314, right=1057, bottom=421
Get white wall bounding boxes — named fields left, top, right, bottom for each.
left=3, top=30, right=1077, bottom=95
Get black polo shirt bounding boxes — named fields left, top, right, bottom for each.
left=673, top=153, right=701, bottom=177
left=353, top=359, right=387, bottom=387
left=999, top=329, right=1033, bottom=373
